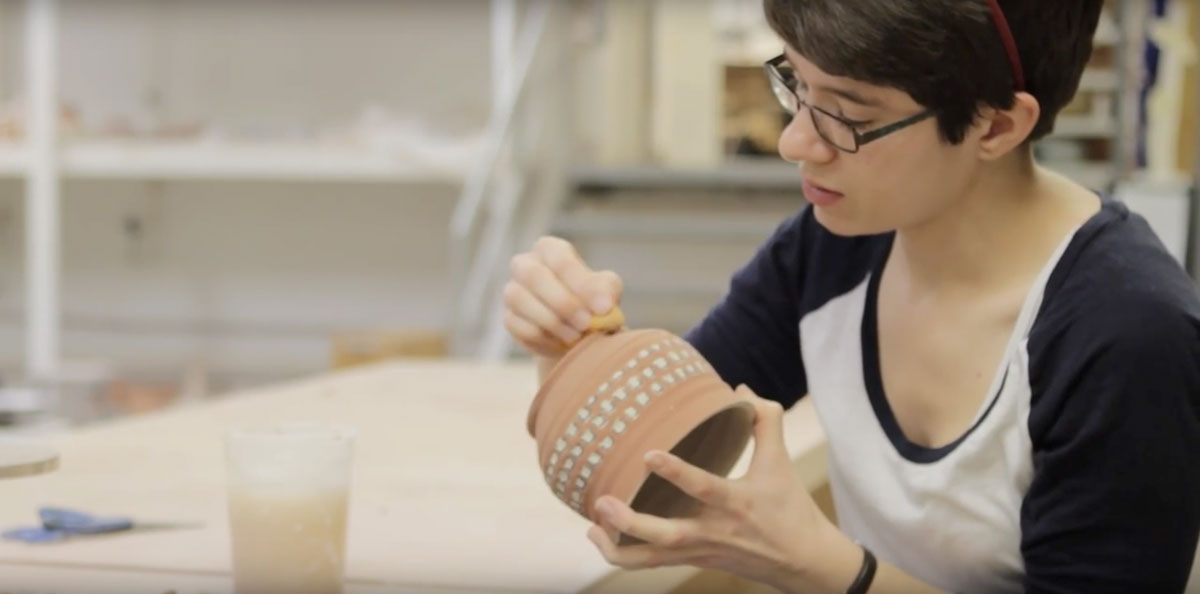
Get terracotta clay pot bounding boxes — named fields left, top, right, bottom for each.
left=527, top=328, right=755, bottom=543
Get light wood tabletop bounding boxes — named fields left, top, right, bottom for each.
left=0, top=359, right=827, bottom=594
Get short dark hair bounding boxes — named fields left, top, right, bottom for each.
left=763, top=0, right=1104, bottom=144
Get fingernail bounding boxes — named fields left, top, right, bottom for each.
left=590, top=296, right=612, bottom=315
left=644, top=451, right=663, bottom=469
left=559, top=328, right=581, bottom=344
left=594, top=500, right=612, bottom=519
left=571, top=310, right=592, bottom=331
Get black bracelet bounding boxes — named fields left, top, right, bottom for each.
left=845, top=544, right=877, bottom=594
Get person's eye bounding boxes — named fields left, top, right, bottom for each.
left=841, top=115, right=872, bottom=129
left=836, top=111, right=873, bottom=129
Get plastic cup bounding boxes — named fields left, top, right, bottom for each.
left=224, top=423, right=356, bottom=594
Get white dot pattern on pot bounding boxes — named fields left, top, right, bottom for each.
left=542, top=336, right=710, bottom=511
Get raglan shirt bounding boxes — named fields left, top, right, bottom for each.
left=684, top=198, right=1200, bottom=593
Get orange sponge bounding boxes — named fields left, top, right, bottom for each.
left=587, top=306, right=625, bottom=334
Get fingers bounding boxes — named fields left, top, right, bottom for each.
left=509, top=254, right=592, bottom=333
left=593, top=495, right=702, bottom=549
left=502, top=309, right=566, bottom=358
left=503, top=280, right=581, bottom=346
left=534, top=237, right=622, bottom=316
left=586, top=522, right=709, bottom=570
left=588, top=524, right=664, bottom=568
left=505, top=236, right=626, bottom=357
left=643, top=450, right=732, bottom=507
left=739, top=386, right=789, bottom=474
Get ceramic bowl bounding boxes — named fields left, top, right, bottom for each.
left=527, top=328, right=754, bottom=542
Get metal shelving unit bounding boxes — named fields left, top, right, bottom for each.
left=9, top=0, right=499, bottom=383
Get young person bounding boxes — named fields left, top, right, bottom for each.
left=502, top=1, right=1200, bottom=591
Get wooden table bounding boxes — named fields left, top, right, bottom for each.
left=0, top=360, right=827, bottom=594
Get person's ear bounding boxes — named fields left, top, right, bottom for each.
left=976, top=92, right=1040, bottom=160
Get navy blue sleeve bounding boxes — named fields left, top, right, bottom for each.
left=684, top=210, right=808, bottom=408
left=1023, top=249, right=1200, bottom=592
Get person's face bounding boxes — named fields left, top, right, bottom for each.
left=776, top=48, right=983, bottom=236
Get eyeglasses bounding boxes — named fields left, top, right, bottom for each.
left=763, top=54, right=935, bottom=153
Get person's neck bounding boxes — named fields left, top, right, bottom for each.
left=891, top=153, right=1076, bottom=295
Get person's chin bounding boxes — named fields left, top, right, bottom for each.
left=811, top=200, right=883, bottom=237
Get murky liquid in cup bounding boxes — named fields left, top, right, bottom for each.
left=225, top=423, right=356, bottom=594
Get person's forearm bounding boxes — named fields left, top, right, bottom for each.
left=780, top=524, right=951, bottom=594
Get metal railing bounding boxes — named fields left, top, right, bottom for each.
left=448, top=0, right=574, bottom=360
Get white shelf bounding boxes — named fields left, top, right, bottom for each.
left=62, top=139, right=470, bottom=182
left=0, top=142, right=29, bottom=176
left=0, top=139, right=472, bottom=182
left=553, top=210, right=780, bottom=240
left=572, top=159, right=803, bottom=191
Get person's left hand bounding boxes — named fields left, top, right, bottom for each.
left=586, top=385, right=846, bottom=591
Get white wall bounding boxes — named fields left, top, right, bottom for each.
left=0, top=180, right=458, bottom=383
left=0, top=0, right=495, bottom=389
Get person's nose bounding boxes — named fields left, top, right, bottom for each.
left=778, top=107, right=837, bottom=166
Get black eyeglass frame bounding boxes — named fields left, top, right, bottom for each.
left=764, top=54, right=936, bottom=153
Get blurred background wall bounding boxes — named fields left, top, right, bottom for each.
left=0, top=0, right=1193, bottom=430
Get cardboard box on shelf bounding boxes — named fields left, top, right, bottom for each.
left=104, top=379, right=179, bottom=415
left=330, top=330, right=447, bottom=369
left=722, top=65, right=786, bottom=157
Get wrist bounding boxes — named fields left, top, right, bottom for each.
left=782, top=522, right=868, bottom=594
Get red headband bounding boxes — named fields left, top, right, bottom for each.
left=984, top=0, right=1025, bottom=91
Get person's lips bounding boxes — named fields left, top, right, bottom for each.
left=801, top=178, right=844, bottom=206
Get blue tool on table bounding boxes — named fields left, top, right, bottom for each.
left=2, top=506, right=204, bottom=543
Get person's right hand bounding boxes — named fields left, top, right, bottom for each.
left=504, top=236, right=624, bottom=358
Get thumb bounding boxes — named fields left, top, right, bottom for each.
left=736, top=385, right=789, bottom=474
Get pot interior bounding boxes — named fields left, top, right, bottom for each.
left=617, top=402, right=754, bottom=545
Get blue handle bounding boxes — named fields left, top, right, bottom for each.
left=1, top=526, right=69, bottom=543
left=1, top=507, right=137, bottom=543
left=39, top=507, right=133, bottom=534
